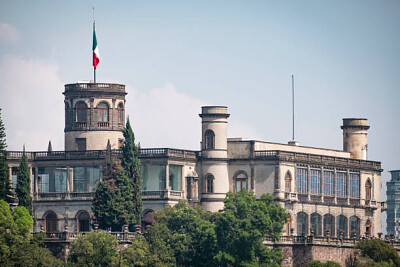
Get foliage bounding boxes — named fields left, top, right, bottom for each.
left=0, top=200, right=62, bottom=267
left=16, top=148, right=32, bottom=214
left=68, top=232, right=118, bottom=267
left=92, top=119, right=142, bottom=231
left=215, top=191, right=288, bottom=266
left=121, top=118, right=142, bottom=225
left=0, top=108, right=12, bottom=203
left=309, top=260, right=340, bottom=267
left=352, top=239, right=400, bottom=267
left=112, top=234, right=152, bottom=267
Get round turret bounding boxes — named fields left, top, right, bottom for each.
left=63, top=82, right=127, bottom=151
left=341, top=118, right=369, bottom=160
left=199, top=106, right=230, bottom=212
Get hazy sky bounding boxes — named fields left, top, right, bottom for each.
left=0, top=1, right=399, bottom=220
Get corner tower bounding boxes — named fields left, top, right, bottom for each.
left=341, top=118, right=369, bottom=160
left=199, top=106, right=230, bottom=212
left=64, top=82, right=127, bottom=151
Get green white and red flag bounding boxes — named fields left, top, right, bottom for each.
left=92, top=28, right=100, bottom=69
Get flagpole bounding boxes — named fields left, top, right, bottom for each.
left=93, top=20, right=96, bottom=84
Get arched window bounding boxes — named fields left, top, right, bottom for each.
left=117, top=103, right=124, bottom=124
left=285, top=172, right=292, bottom=194
left=310, top=213, right=322, bottom=236
left=235, top=172, right=248, bottom=192
left=365, top=179, right=371, bottom=200
left=323, top=214, right=335, bottom=236
left=76, top=102, right=87, bottom=122
left=350, top=216, right=360, bottom=238
left=78, top=212, right=90, bottom=232
left=337, top=215, right=348, bottom=238
left=204, top=130, right=215, bottom=150
left=206, top=174, right=214, bottom=193
left=285, top=214, right=292, bottom=236
left=97, top=102, right=109, bottom=122
left=45, top=212, right=58, bottom=233
left=297, top=212, right=308, bottom=236
left=365, top=219, right=371, bottom=237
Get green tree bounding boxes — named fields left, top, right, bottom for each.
left=92, top=119, right=142, bottom=230
left=146, top=201, right=217, bottom=267
left=308, top=260, right=340, bottom=267
left=15, top=147, right=32, bottom=214
left=0, top=200, right=62, bottom=267
left=215, top=191, right=288, bottom=267
left=352, top=239, right=400, bottom=267
left=121, top=118, right=142, bottom=225
left=68, top=232, right=118, bottom=267
left=112, top=234, right=152, bottom=267
left=0, top=108, right=12, bottom=203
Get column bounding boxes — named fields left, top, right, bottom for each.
left=165, top=164, right=169, bottom=191
left=333, top=169, right=337, bottom=204
left=346, top=170, right=350, bottom=205
left=8, top=166, right=12, bottom=189
left=29, top=165, right=33, bottom=196
left=307, top=166, right=311, bottom=201
left=320, top=167, right=324, bottom=202
left=34, top=167, right=38, bottom=194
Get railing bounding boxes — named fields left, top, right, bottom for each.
left=97, top=122, right=109, bottom=127
left=141, top=190, right=184, bottom=199
left=34, top=231, right=135, bottom=242
left=7, top=148, right=199, bottom=161
left=64, top=83, right=126, bottom=93
left=36, top=192, right=95, bottom=200
left=74, top=122, right=87, bottom=128
left=254, top=150, right=382, bottom=171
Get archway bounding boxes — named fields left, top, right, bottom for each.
left=45, top=212, right=57, bottom=233
left=78, top=212, right=90, bottom=232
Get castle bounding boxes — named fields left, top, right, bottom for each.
left=6, top=81, right=385, bottom=239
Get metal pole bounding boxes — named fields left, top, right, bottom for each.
left=292, top=75, right=295, bottom=141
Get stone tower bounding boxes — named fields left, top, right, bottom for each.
left=199, top=106, right=230, bottom=212
left=341, top=118, right=369, bottom=160
left=64, top=82, right=127, bottom=151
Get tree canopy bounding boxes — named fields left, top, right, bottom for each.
left=0, top=200, right=62, bottom=267
left=15, top=148, right=32, bottom=214
left=92, top=119, right=142, bottom=231
left=351, top=239, right=400, bottom=267
left=0, top=108, right=12, bottom=203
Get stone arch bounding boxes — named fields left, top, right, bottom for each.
left=285, top=212, right=293, bottom=236
left=233, top=170, right=248, bottom=192
left=204, top=129, right=215, bottom=150
left=141, top=209, right=154, bottom=228
left=43, top=210, right=58, bottom=233
left=97, top=101, right=109, bottom=123
left=75, top=210, right=91, bottom=232
left=365, top=219, right=372, bottom=237
left=310, top=212, right=322, bottom=236
left=336, top=215, right=348, bottom=237
left=365, top=179, right=372, bottom=200
left=75, top=101, right=88, bottom=122
left=323, top=214, right=335, bottom=236
left=296, top=212, right=308, bottom=236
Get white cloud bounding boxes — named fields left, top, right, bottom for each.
left=0, top=56, right=64, bottom=151
left=127, top=83, right=205, bottom=150
left=0, top=23, right=19, bottom=44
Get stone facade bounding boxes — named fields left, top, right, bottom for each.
left=5, top=81, right=386, bottom=265
left=387, top=170, right=400, bottom=240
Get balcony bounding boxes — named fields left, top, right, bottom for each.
left=36, top=192, right=95, bottom=201
left=64, top=83, right=126, bottom=93
left=254, top=150, right=382, bottom=171
left=97, top=122, right=109, bottom=128
left=141, top=190, right=184, bottom=200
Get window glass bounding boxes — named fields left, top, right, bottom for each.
left=141, top=165, right=165, bottom=191
left=350, top=172, right=360, bottom=198
left=236, top=172, right=247, bottom=192
left=87, top=167, right=100, bottom=192
left=169, top=165, right=182, bottom=190
left=296, top=168, right=308, bottom=194
left=323, top=170, right=334, bottom=196
left=54, top=168, right=67, bottom=192
left=204, top=130, right=215, bottom=150
left=310, top=169, right=321, bottom=195
left=11, top=167, right=18, bottom=189
left=98, top=102, right=109, bottom=122
left=73, top=167, right=85, bottom=192
left=336, top=172, right=347, bottom=197
left=206, top=174, right=214, bottom=193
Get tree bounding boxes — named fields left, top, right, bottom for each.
left=0, top=108, right=12, bottom=203
left=68, top=232, right=118, bottom=267
left=215, top=191, right=288, bottom=267
left=0, top=200, right=62, bottom=267
left=121, top=118, right=142, bottom=225
left=15, top=147, right=32, bottom=214
left=112, top=234, right=152, bottom=267
left=308, top=260, right=340, bottom=267
left=351, top=239, right=400, bottom=267
left=92, top=119, right=142, bottom=231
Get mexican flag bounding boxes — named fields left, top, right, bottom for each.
left=92, top=28, right=100, bottom=69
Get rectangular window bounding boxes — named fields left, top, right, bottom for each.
left=169, top=165, right=182, bottom=191
left=76, top=138, right=86, bottom=151
left=310, top=169, right=321, bottom=195
left=336, top=171, right=347, bottom=197
left=296, top=167, right=308, bottom=194
left=87, top=167, right=100, bottom=192
left=73, top=167, right=85, bottom=192
left=54, top=168, right=67, bottom=192
left=141, top=165, right=165, bottom=191
left=11, top=167, right=18, bottom=189
left=38, top=168, right=49, bottom=193
left=323, top=170, right=334, bottom=196
left=350, top=172, right=360, bottom=198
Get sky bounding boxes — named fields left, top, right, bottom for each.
left=0, top=1, right=399, bottom=229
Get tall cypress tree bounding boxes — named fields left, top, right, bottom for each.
left=16, top=147, right=32, bottom=214
left=121, top=118, right=142, bottom=225
left=92, top=118, right=142, bottom=230
left=0, top=108, right=12, bottom=203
